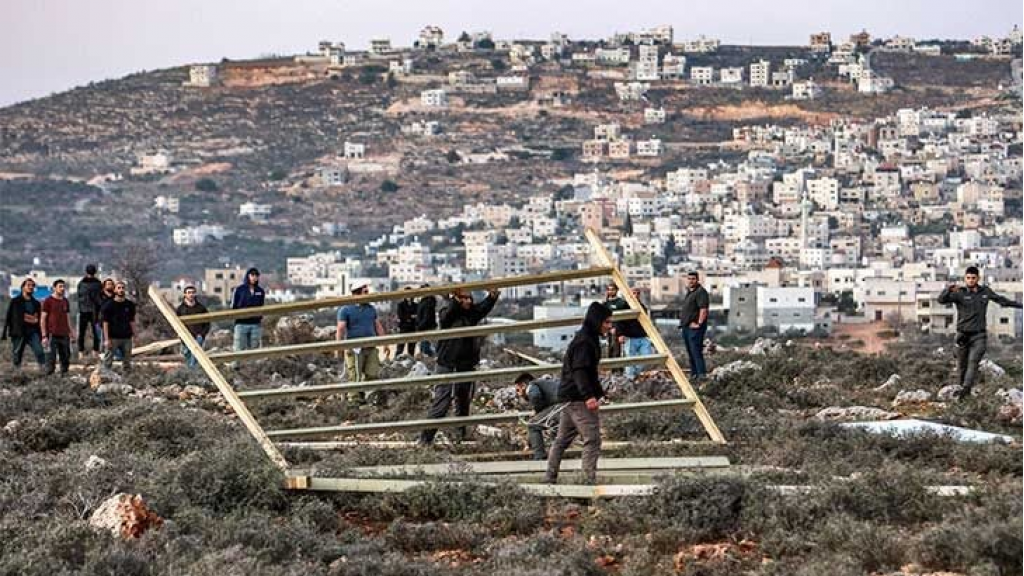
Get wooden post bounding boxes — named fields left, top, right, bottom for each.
left=584, top=228, right=726, bottom=444
left=147, top=286, right=290, bottom=470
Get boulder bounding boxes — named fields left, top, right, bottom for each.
left=89, top=493, right=163, bottom=539
left=711, top=360, right=762, bottom=381
left=313, top=326, right=335, bottom=340
left=814, top=406, right=900, bottom=422
left=408, top=362, right=431, bottom=377
left=874, top=374, right=901, bottom=392
left=95, top=383, right=135, bottom=395
left=491, top=386, right=519, bottom=410
left=85, top=455, right=108, bottom=470
left=3, top=420, right=21, bottom=434
left=892, top=389, right=932, bottom=408
left=748, top=338, right=780, bottom=356
left=89, top=366, right=122, bottom=389
left=936, top=385, right=963, bottom=402
left=997, top=403, right=1023, bottom=425
left=978, top=359, right=1006, bottom=379
left=995, top=388, right=1023, bottom=406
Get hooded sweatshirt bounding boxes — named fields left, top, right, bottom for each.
left=558, top=302, right=611, bottom=402
left=231, top=268, right=266, bottom=325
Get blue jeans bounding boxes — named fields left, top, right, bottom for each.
left=233, top=324, right=262, bottom=351
left=625, top=337, right=654, bottom=379
left=12, top=332, right=45, bottom=368
left=682, top=325, right=708, bottom=378
left=182, top=334, right=205, bottom=368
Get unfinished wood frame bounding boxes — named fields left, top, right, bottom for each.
left=148, top=233, right=726, bottom=497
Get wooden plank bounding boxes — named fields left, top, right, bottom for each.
left=286, top=476, right=656, bottom=498
left=584, top=228, right=727, bottom=444
left=265, top=398, right=695, bottom=439
left=346, top=456, right=730, bottom=476
left=147, top=286, right=290, bottom=471
left=181, top=267, right=614, bottom=325
left=208, top=310, right=640, bottom=363
left=502, top=347, right=547, bottom=365
left=131, top=338, right=181, bottom=356
left=238, top=354, right=667, bottom=400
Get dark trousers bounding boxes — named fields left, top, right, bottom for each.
left=956, top=331, right=987, bottom=392
left=528, top=403, right=563, bottom=460
left=420, top=364, right=475, bottom=444
left=682, top=325, right=708, bottom=378
left=12, top=332, right=46, bottom=367
left=78, top=312, right=102, bottom=353
left=396, top=327, right=417, bottom=356
left=545, top=402, right=602, bottom=484
left=45, top=335, right=71, bottom=374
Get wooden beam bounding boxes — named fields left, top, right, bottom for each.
left=345, top=456, right=730, bottom=476
left=584, top=228, right=726, bottom=444
left=180, top=267, right=614, bottom=325
left=238, top=354, right=668, bottom=400
left=265, top=398, right=695, bottom=439
left=131, top=338, right=181, bottom=356
left=285, top=475, right=656, bottom=498
left=208, top=310, right=640, bottom=363
left=147, top=286, right=290, bottom=471
left=502, top=347, right=547, bottom=365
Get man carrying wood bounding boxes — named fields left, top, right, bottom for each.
left=545, top=301, right=613, bottom=485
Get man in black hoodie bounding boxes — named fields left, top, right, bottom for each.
left=395, top=288, right=418, bottom=357
left=76, top=264, right=103, bottom=357
left=545, top=301, right=613, bottom=485
left=176, top=286, right=211, bottom=369
left=415, top=284, right=438, bottom=357
left=418, top=287, right=499, bottom=445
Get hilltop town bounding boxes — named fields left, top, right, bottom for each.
left=1, top=24, right=1022, bottom=346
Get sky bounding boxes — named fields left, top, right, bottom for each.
left=2, top=0, right=1021, bottom=107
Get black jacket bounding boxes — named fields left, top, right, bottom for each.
left=3, top=295, right=42, bottom=340
left=558, top=302, right=611, bottom=402
left=397, top=298, right=418, bottom=331
left=176, top=300, right=211, bottom=338
left=416, top=296, right=437, bottom=331
left=76, top=276, right=103, bottom=315
left=616, top=302, right=648, bottom=339
left=435, top=294, right=498, bottom=370
left=938, top=284, right=1021, bottom=333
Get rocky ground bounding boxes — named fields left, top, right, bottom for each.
left=0, top=329, right=1021, bottom=575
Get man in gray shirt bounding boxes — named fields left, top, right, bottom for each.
left=937, top=266, right=1021, bottom=398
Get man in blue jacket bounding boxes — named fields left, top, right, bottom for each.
left=231, top=268, right=266, bottom=351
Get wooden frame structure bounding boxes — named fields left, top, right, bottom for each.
left=149, top=230, right=725, bottom=498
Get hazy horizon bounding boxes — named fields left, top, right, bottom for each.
left=2, top=0, right=1021, bottom=108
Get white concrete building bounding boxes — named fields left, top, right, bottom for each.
left=636, top=138, right=662, bottom=157
left=719, top=67, right=743, bottom=84
left=184, top=64, right=219, bottom=87
left=690, top=66, right=714, bottom=85
left=173, top=225, right=226, bottom=246
left=420, top=89, right=448, bottom=107
left=343, top=141, right=366, bottom=159
left=644, top=107, right=666, bottom=124
left=756, top=286, right=816, bottom=333
left=418, top=25, right=444, bottom=49
left=239, top=202, right=272, bottom=221
left=750, top=60, right=771, bottom=87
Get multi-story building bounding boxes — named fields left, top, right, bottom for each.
left=756, top=286, right=816, bottom=333
left=750, top=60, right=771, bottom=87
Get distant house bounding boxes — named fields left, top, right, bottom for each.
left=418, top=25, right=444, bottom=49
left=719, top=67, right=743, bottom=85
left=239, top=202, right=272, bottom=222
left=690, top=66, right=714, bottom=85
left=343, top=141, right=366, bottom=159
left=644, top=107, right=666, bottom=124
left=749, top=60, right=771, bottom=87
left=420, top=89, right=448, bottom=107
left=184, top=64, right=219, bottom=87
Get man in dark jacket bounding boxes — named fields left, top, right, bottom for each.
left=231, top=268, right=265, bottom=351
left=545, top=302, right=613, bottom=484
left=76, top=264, right=103, bottom=357
left=415, top=284, right=438, bottom=357
left=515, top=372, right=564, bottom=460
left=100, top=280, right=136, bottom=373
left=176, top=286, right=210, bottom=369
left=395, top=288, right=418, bottom=357
left=603, top=284, right=629, bottom=361
left=2, top=278, right=46, bottom=371
left=937, top=266, right=1022, bottom=398
left=418, top=287, right=499, bottom=445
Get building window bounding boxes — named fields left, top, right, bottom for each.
left=738, top=297, right=747, bottom=303
left=1000, top=318, right=1009, bottom=324
left=769, top=297, right=778, bottom=303
left=797, top=297, right=806, bottom=303
left=215, top=273, right=223, bottom=279
left=771, top=312, right=779, bottom=317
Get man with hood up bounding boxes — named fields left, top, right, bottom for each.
left=231, top=267, right=266, bottom=352
left=545, top=301, right=613, bottom=485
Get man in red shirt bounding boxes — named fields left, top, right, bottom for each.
left=41, top=279, right=75, bottom=375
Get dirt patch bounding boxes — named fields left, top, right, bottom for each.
left=682, top=101, right=839, bottom=125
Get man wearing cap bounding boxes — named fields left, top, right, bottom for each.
left=938, top=266, right=1022, bottom=399
left=337, top=283, right=389, bottom=405
left=231, top=267, right=266, bottom=352
left=679, top=271, right=710, bottom=381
